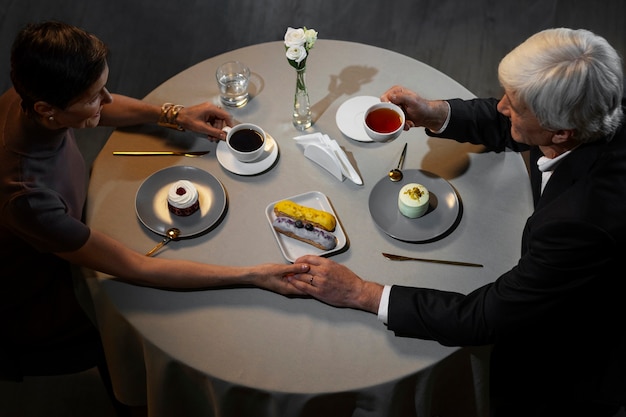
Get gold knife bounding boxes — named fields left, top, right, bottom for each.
left=113, top=151, right=210, bottom=157
left=382, top=252, right=483, bottom=267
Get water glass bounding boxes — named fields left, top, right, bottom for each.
left=216, top=61, right=250, bottom=107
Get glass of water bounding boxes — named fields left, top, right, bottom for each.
left=216, top=61, right=250, bottom=107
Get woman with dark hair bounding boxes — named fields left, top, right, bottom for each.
left=0, top=21, right=307, bottom=412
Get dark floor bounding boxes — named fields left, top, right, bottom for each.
left=0, top=370, right=118, bottom=417
left=1, top=0, right=625, bottom=415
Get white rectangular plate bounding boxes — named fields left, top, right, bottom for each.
left=265, top=191, right=347, bottom=262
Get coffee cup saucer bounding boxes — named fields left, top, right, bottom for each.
left=335, top=96, right=380, bottom=142
left=216, top=134, right=278, bottom=175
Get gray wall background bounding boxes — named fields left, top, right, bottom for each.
left=1, top=0, right=625, bottom=163
left=2, top=0, right=625, bottom=99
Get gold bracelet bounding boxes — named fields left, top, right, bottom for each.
left=157, top=103, right=173, bottom=126
left=157, top=102, right=185, bottom=131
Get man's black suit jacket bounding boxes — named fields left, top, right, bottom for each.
left=387, top=98, right=626, bottom=407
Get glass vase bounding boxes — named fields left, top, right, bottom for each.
left=292, top=67, right=312, bottom=130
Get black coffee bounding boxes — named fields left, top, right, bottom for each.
left=229, top=129, right=264, bottom=152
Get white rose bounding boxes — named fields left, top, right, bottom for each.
left=286, top=45, right=307, bottom=64
left=284, top=27, right=306, bottom=47
left=304, top=29, right=318, bottom=49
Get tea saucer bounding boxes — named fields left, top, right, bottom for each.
left=216, top=133, right=278, bottom=175
left=335, top=96, right=380, bottom=142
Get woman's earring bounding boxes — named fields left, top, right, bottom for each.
left=48, top=116, right=54, bottom=121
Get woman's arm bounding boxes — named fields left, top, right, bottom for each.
left=99, top=94, right=233, bottom=140
left=56, top=228, right=308, bottom=295
left=98, top=94, right=159, bottom=126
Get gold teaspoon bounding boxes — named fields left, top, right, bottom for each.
left=388, top=143, right=407, bottom=182
left=145, top=228, right=181, bottom=257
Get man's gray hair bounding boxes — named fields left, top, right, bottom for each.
left=498, top=28, right=623, bottom=143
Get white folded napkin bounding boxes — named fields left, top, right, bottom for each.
left=293, top=133, right=362, bottom=185
left=303, top=144, right=343, bottom=180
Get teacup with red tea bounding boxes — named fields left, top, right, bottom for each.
left=363, top=102, right=405, bottom=142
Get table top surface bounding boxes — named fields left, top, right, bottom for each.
left=86, top=40, right=533, bottom=394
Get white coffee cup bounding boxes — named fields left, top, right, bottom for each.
left=223, top=124, right=266, bottom=162
left=363, top=102, right=405, bottom=142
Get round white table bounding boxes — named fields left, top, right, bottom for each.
left=85, top=40, right=533, bottom=417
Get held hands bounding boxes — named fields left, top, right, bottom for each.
left=177, top=102, right=234, bottom=140
left=252, top=262, right=311, bottom=296
left=380, top=85, right=450, bottom=133
left=289, top=255, right=384, bottom=314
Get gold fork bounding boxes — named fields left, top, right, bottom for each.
left=382, top=253, right=483, bottom=267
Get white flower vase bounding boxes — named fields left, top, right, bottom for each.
left=293, top=67, right=312, bottom=130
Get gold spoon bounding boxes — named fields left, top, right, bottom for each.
left=145, top=228, right=181, bottom=256
left=388, top=143, right=407, bottom=182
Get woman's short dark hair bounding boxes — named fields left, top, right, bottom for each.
left=10, top=21, right=109, bottom=112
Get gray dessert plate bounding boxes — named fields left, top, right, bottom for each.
left=135, top=166, right=227, bottom=238
left=368, top=169, right=460, bottom=242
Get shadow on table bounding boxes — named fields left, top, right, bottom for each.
left=311, top=65, right=378, bottom=124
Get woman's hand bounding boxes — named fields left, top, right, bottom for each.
left=177, top=102, right=234, bottom=140
left=249, top=262, right=311, bottom=296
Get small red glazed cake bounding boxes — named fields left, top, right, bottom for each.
left=167, top=180, right=200, bottom=216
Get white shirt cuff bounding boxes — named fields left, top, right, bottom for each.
left=377, top=285, right=392, bottom=324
